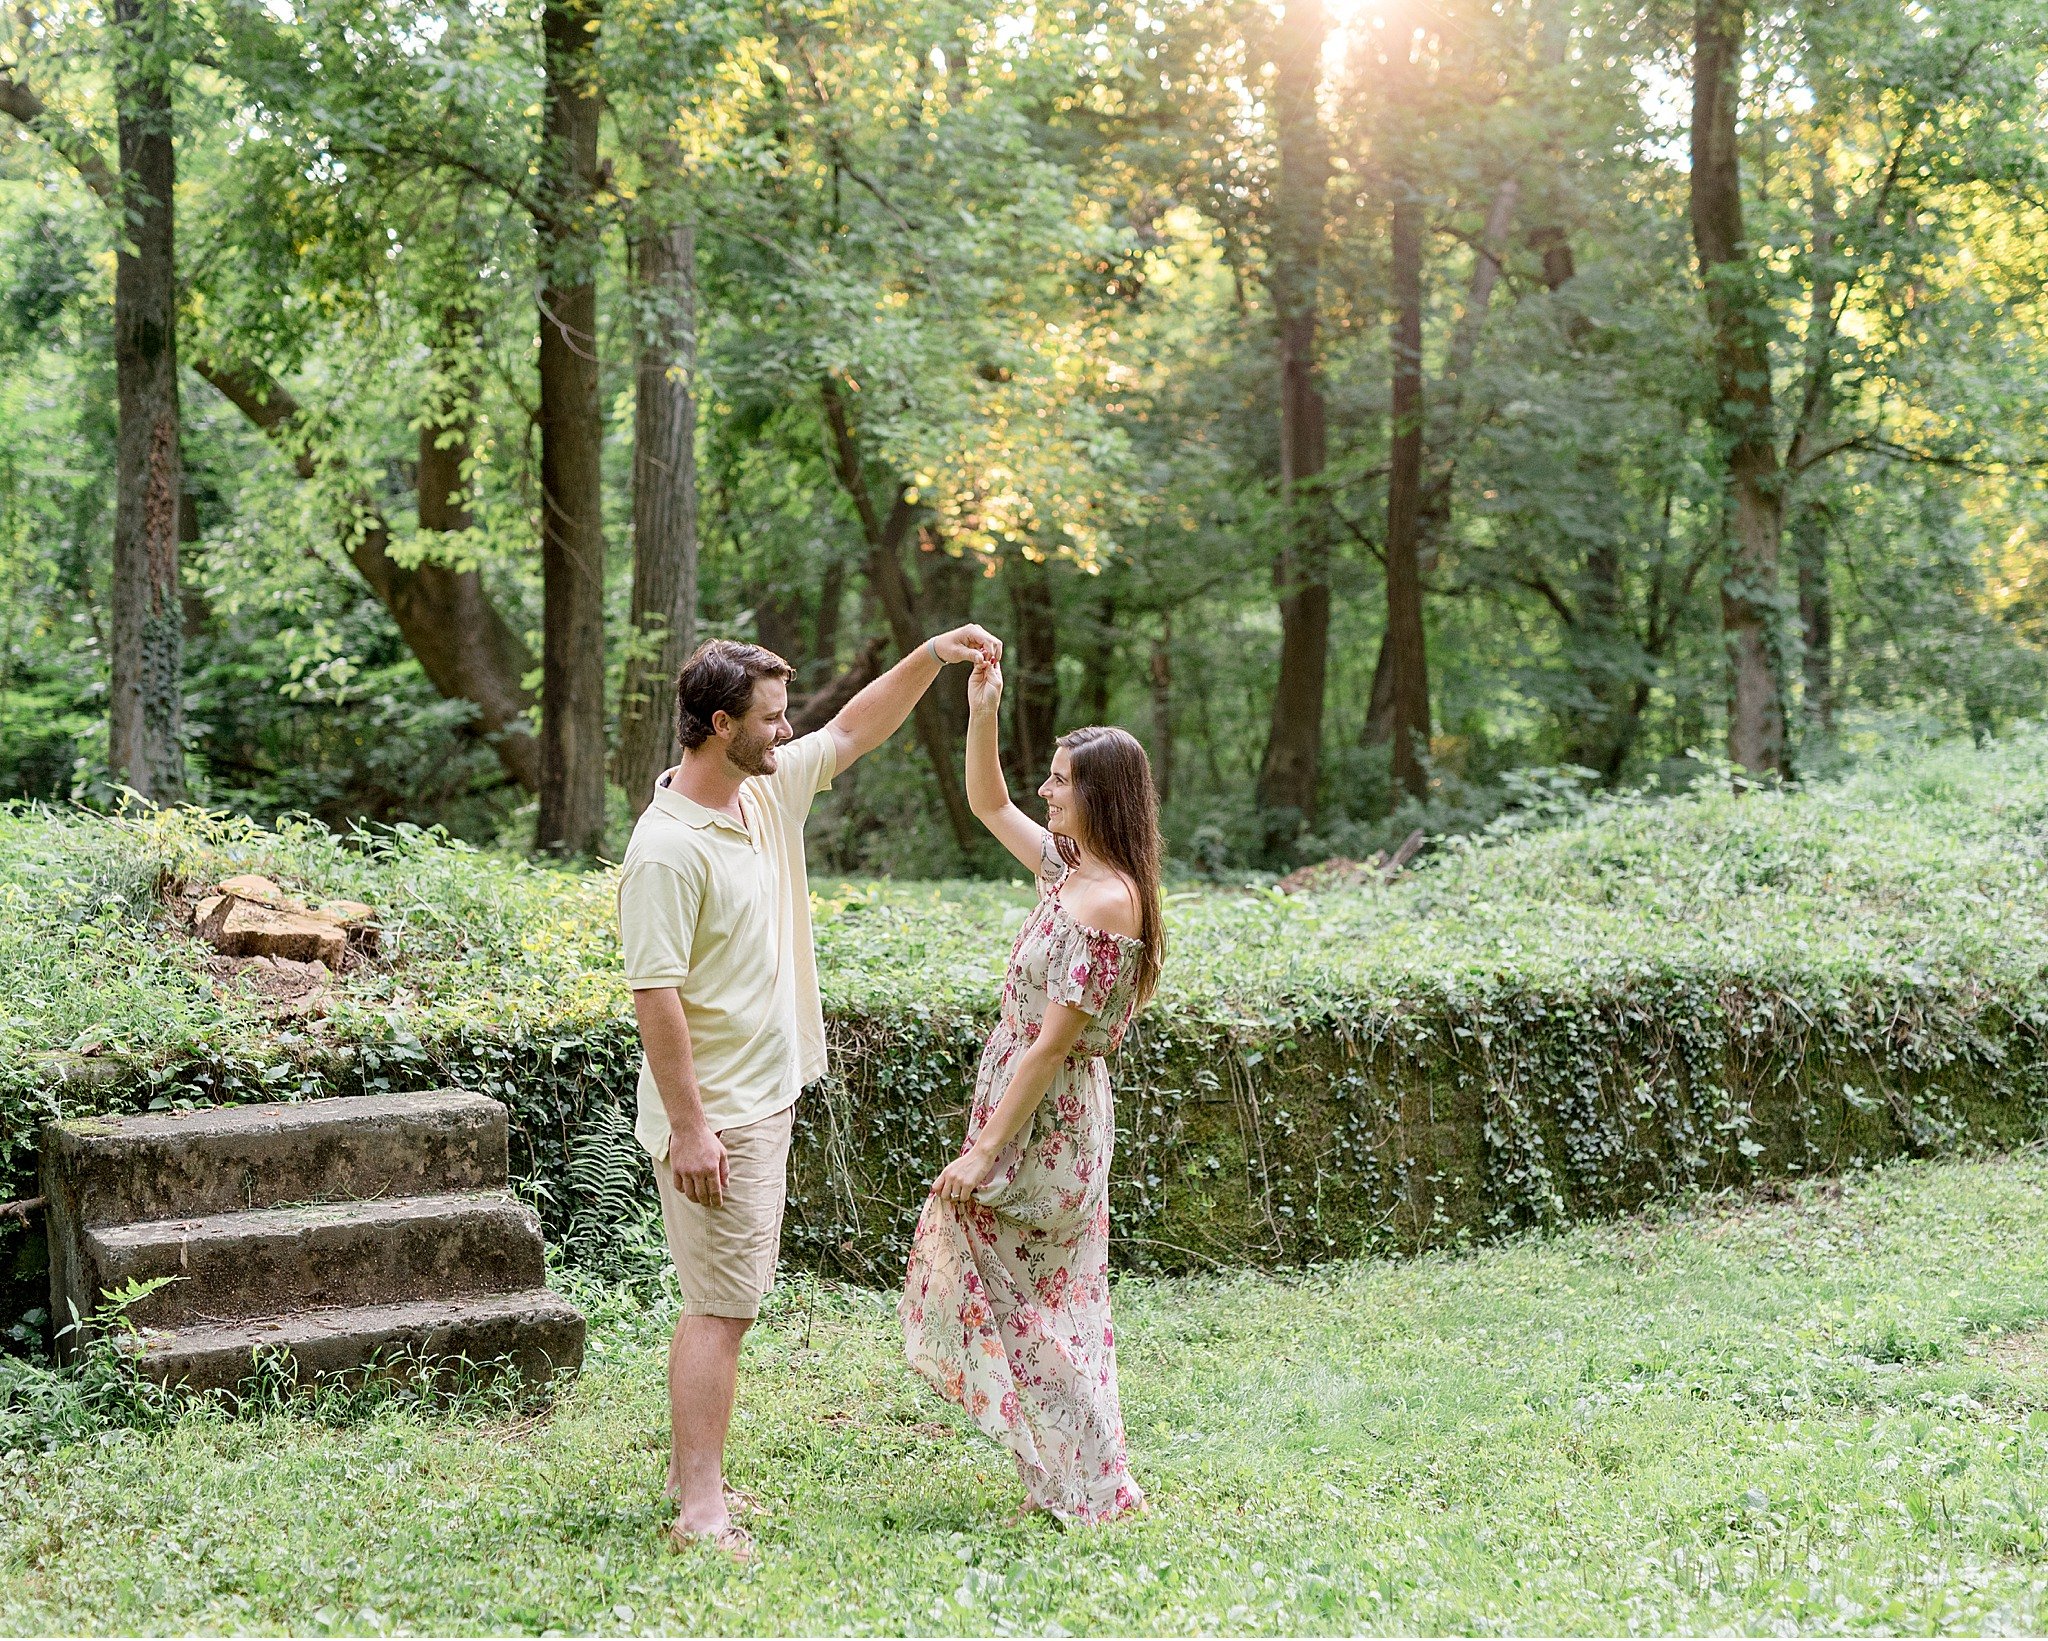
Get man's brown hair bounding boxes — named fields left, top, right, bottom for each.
left=675, top=640, right=793, bottom=751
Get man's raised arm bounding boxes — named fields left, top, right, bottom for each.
left=826, top=625, right=1002, bottom=772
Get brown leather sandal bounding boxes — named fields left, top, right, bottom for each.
left=667, top=1518, right=755, bottom=1563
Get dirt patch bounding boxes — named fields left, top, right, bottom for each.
left=1990, top=1325, right=2048, bottom=1371
left=205, top=953, right=334, bottom=1017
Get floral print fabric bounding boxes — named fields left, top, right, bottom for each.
left=900, top=837, right=1146, bottom=1523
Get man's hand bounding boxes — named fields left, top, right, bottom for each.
left=830, top=624, right=1006, bottom=770
left=670, top=1121, right=731, bottom=1207
left=930, top=624, right=1003, bottom=666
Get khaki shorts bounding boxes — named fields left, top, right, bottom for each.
left=653, top=1103, right=796, bottom=1319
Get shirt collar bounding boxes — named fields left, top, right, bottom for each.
left=651, top=771, right=754, bottom=837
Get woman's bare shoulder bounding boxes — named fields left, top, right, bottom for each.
left=1061, top=870, right=1144, bottom=940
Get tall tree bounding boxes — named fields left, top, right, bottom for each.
left=0, top=50, right=544, bottom=793
left=1253, top=0, right=1332, bottom=831
left=616, top=157, right=699, bottom=818
left=107, top=0, right=184, bottom=800
left=1381, top=171, right=1431, bottom=804
left=1005, top=552, right=1059, bottom=803
left=1690, top=0, right=1787, bottom=778
left=1790, top=159, right=1838, bottom=734
left=820, top=375, right=976, bottom=852
left=533, top=0, right=607, bottom=854
left=1364, top=176, right=1520, bottom=748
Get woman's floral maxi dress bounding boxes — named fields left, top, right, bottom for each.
left=900, top=837, right=1146, bottom=1523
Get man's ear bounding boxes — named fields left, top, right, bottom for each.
left=710, top=710, right=733, bottom=742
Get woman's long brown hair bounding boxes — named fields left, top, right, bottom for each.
left=1055, top=725, right=1165, bottom=1006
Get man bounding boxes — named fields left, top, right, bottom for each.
left=618, top=626, right=1000, bottom=1559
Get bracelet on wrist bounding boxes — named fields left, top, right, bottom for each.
left=926, top=637, right=943, bottom=666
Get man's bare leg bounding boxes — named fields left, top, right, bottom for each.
left=668, top=1312, right=751, bottom=1533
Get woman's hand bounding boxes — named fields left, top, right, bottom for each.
left=967, top=656, right=1004, bottom=718
left=931, top=1142, right=997, bottom=1205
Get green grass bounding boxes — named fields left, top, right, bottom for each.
left=8, top=1151, right=2048, bottom=1633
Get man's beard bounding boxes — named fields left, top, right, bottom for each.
left=729, top=725, right=782, bottom=777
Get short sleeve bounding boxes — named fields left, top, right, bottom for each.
left=760, top=729, right=837, bottom=822
left=1045, top=916, right=1124, bottom=1019
left=618, top=858, right=703, bottom=989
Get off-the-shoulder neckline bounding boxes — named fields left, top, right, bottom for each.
left=1045, top=891, right=1145, bottom=948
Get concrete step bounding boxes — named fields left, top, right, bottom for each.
left=41, top=1090, right=507, bottom=1231
left=117, top=1288, right=587, bottom=1395
left=83, top=1193, right=546, bottom=1330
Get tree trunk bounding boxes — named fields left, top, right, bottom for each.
left=1149, top=617, right=1174, bottom=807
left=920, top=538, right=975, bottom=745
left=811, top=558, right=845, bottom=684
left=1080, top=589, right=1115, bottom=723
left=1439, top=180, right=1519, bottom=407
left=1363, top=637, right=1393, bottom=745
left=862, top=528, right=976, bottom=852
left=533, top=0, right=608, bottom=856
left=751, top=576, right=803, bottom=662
left=819, top=375, right=977, bottom=853
left=418, top=306, right=478, bottom=533
left=1565, top=542, right=1629, bottom=777
left=789, top=635, right=887, bottom=736
left=107, top=0, right=184, bottom=802
left=1006, top=553, right=1059, bottom=804
left=1383, top=184, right=1431, bottom=806
left=616, top=194, right=699, bottom=819
left=1794, top=502, right=1832, bottom=733
left=1528, top=225, right=1576, bottom=291
left=1788, top=158, right=1839, bottom=738
left=197, top=361, right=540, bottom=790
left=1691, top=0, right=1786, bottom=779
left=1253, top=0, right=1332, bottom=830
left=1366, top=177, right=1519, bottom=747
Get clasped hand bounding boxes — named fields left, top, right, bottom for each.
left=931, top=1143, right=996, bottom=1205
left=932, top=624, right=1003, bottom=667
left=967, top=653, right=1004, bottom=717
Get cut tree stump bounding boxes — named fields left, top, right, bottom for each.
left=41, top=1091, right=583, bottom=1395
left=190, top=875, right=379, bottom=967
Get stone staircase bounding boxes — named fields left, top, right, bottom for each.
left=41, top=1090, right=584, bottom=1394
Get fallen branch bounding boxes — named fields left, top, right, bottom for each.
left=1381, top=828, right=1427, bottom=881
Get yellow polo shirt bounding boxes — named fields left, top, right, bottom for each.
left=618, top=730, right=837, bottom=1158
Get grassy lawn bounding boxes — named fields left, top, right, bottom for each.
left=8, top=1152, right=2048, bottom=1634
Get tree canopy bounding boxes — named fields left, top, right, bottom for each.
left=2, top=0, right=2045, bottom=870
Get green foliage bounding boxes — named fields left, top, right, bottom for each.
left=4, top=731, right=2048, bottom=1316
left=5, top=0, right=2048, bottom=865
left=11, top=1155, right=2048, bottom=1629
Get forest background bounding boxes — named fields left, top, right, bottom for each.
left=2, top=0, right=2046, bottom=876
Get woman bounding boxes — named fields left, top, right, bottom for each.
left=900, top=651, right=1165, bottom=1525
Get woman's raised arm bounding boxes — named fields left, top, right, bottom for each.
left=965, top=657, right=1048, bottom=871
